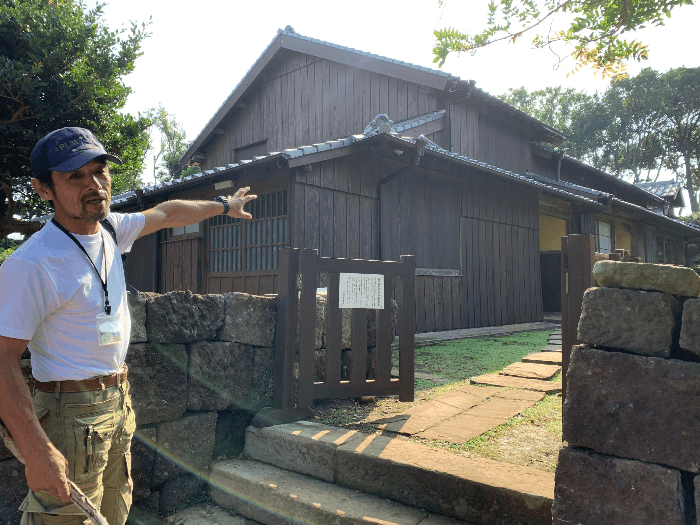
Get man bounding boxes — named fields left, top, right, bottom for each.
left=0, top=127, right=256, bottom=525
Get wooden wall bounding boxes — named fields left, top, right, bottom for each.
left=380, top=160, right=461, bottom=269
left=450, top=102, right=531, bottom=175
left=124, top=232, right=159, bottom=292
left=291, top=155, right=380, bottom=260
left=160, top=236, right=201, bottom=293
left=202, top=50, right=444, bottom=171
left=415, top=275, right=462, bottom=332
left=460, top=174, right=542, bottom=328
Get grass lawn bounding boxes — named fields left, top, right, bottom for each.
left=394, top=329, right=551, bottom=390
left=314, top=328, right=564, bottom=471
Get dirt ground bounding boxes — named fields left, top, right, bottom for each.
left=311, top=380, right=564, bottom=473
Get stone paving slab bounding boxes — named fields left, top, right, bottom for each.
left=471, top=374, right=562, bottom=393
left=501, top=362, right=561, bottom=380
left=433, top=385, right=502, bottom=410
left=548, top=337, right=562, bottom=343
left=522, top=352, right=563, bottom=365
left=371, top=400, right=463, bottom=435
left=416, top=391, right=543, bottom=443
left=465, top=395, right=543, bottom=419
left=494, top=389, right=546, bottom=402
left=370, top=386, right=500, bottom=435
left=542, top=344, right=562, bottom=352
left=417, top=415, right=505, bottom=442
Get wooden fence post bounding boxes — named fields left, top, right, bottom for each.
left=399, top=254, right=415, bottom=402
left=560, top=234, right=594, bottom=405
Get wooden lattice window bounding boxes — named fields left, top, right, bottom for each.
left=246, top=189, right=288, bottom=271
left=208, top=215, right=243, bottom=273
left=207, top=189, right=288, bottom=273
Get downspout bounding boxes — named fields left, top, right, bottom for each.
left=556, top=152, right=564, bottom=181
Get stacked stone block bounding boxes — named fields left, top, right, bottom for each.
left=0, top=290, right=278, bottom=521
left=553, top=261, right=700, bottom=525
left=311, top=292, right=398, bottom=381
left=0, top=289, right=399, bottom=522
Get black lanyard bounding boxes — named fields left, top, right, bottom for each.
left=51, top=218, right=111, bottom=315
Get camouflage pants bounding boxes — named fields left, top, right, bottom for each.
left=19, top=379, right=135, bottom=525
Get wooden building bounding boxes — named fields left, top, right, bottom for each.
left=113, top=27, right=700, bottom=331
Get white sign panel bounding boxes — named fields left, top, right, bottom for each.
left=339, top=273, right=384, bottom=309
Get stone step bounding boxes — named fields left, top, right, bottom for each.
left=522, top=352, right=563, bottom=365
left=239, top=421, right=554, bottom=525
left=210, top=457, right=463, bottom=525
left=471, top=373, right=562, bottom=393
left=164, top=502, right=261, bottom=524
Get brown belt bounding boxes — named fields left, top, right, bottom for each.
left=35, top=368, right=127, bottom=393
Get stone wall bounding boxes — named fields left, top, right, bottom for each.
left=0, top=290, right=396, bottom=524
left=0, top=291, right=278, bottom=523
left=553, top=261, right=700, bottom=525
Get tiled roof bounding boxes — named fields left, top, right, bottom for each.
left=390, top=110, right=446, bottom=134
left=634, top=180, right=683, bottom=199
left=526, top=171, right=613, bottom=202
left=102, top=117, right=698, bottom=236
left=610, top=197, right=700, bottom=234
left=280, top=28, right=453, bottom=79
left=113, top=119, right=601, bottom=210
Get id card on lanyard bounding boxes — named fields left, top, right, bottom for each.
left=51, top=218, right=122, bottom=346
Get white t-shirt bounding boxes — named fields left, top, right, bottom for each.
left=0, top=212, right=145, bottom=381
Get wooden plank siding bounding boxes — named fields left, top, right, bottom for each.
left=160, top=237, right=200, bottom=293
left=200, top=52, right=443, bottom=171
left=459, top=173, right=542, bottom=329
left=291, top=157, right=380, bottom=262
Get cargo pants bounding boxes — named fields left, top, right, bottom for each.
left=19, top=378, right=136, bottom=525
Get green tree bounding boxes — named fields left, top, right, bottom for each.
left=659, top=67, right=700, bottom=212
left=433, top=0, right=694, bottom=76
left=500, top=86, right=592, bottom=137
left=498, top=85, right=604, bottom=163
left=0, top=0, right=151, bottom=239
left=502, top=67, right=700, bottom=210
left=148, top=105, right=200, bottom=183
left=595, top=69, right=666, bottom=182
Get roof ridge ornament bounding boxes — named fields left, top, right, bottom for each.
left=364, top=114, right=394, bottom=136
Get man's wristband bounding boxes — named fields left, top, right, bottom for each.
left=214, top=196, right=229, bottom=215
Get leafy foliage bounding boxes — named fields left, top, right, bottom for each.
left=433, top=0, right=694, bottom=76
left=0, top=0, right=151, bottom=238
left=501, top=67, right=700, bottom=210
left=148, top=105, right=200, bottom=183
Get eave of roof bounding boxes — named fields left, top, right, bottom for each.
left=562, top=155, right=666, bottom=206
left=634, top=180, right=683, bottom=200
left=610, top=197, right=700, bottom=236
left=180, top=28, right=566, bottom=166
left=115, top=126, right=600, bottom=213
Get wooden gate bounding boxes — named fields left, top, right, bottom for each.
left=254, top=248, right=415, bottom=427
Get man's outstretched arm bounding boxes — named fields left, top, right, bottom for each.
left=137, top=186, right=257, bottom=239
left=0, top=336, right=70, bottom=502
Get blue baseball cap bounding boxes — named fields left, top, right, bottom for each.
left=30, top=127, right=122, bottom=177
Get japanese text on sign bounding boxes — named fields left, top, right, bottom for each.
left=339, top=273, right=384, bottom=309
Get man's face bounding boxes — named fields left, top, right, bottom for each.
left=48, top=159, right=112, bottom=223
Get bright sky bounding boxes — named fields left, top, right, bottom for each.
left=101, top=0, right=700, bottom=186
